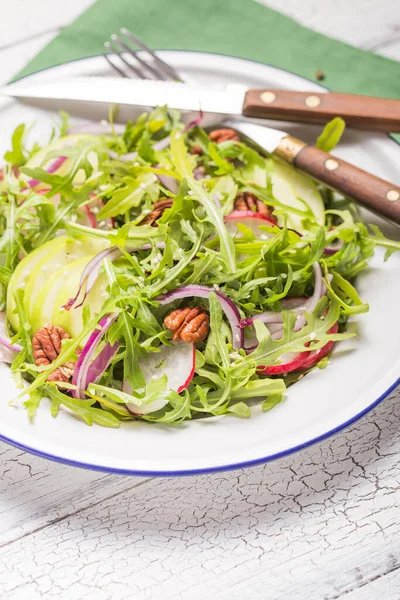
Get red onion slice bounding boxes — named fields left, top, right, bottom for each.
left=27, top=156, right=68, bottom=188
left=72, top=312, right=119, bottom=399
left=240, top=298, right=308, bottom=330
left=63, top=242, right=166, bottom=311
left=156, top=173, right=179, bottom=194
left=324, top=239, right=344, bottom=255
left=83, top=340, right=119, bottom=392
left=0, top=313, right=22, bottom=362
left=62, top=247, right=122, bottom=311
left=294, top=263, right=324, bottom=332
left=108, top=150, right=138, bottom=162
left=241, top=262, right=326, bottom=350
left=157, top=284, right=243, bottom=350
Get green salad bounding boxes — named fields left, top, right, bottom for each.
left=0, top=108, right=399, bottom=427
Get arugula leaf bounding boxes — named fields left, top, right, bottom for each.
left=262, top=394, right=284, bottom=412
left=45, top=385, right=121, bottom=428
left=170, top=129, right=237, bottom=273
left=101, top=179, right=145, bottom=219
left=24, top=390, right=42, bottom=421
left=316, top=117, right=346, bottom=152
left=227, top=402, right=251, bottom=418
left=4, top=124, right=27, bottom=166
left=249, top=297, right=353, bottom=367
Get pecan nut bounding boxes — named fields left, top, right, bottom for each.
left=208, top=128, right=240, bottom=144
left=140, top=198, right=173, bottom=226
left=32, top=325, right=77, bottom=385
left=164, top=306, right=209, bottom=343
left=234, top=191, right=275, bottom=221
left=190, top=145, right=203, bottom=155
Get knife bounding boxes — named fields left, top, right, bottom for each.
left=3, top=77, right=400, bottom=223
left=221, top=119, right=400, bottom=226
left=3, top=76, right=400, bottom=132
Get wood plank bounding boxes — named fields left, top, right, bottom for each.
left=0, top=0, right=95, bottom=47
left=0, top=33, right=59, bottom=84
left=0, top=442, right=150, bottom=546
left=373, top=39, right=400, bottom=61
left=0, top=389, right=398, bottom=599
left=264, top=0, right=400, bottom=54
left=341, top=568, right=400, bottom=600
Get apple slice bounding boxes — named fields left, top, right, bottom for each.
left=271, top=162, right=325, bottom=234
left=122, top=343, right=195, bottom=415
left=68, top=271, right=109, bottom=339
left=224, top=210, right=277, bottom=239
left=31, top=255, right=94, bottom=334
left=7, top=237, right=67, bottom=331
left=23, top=238, right=99, bottom=324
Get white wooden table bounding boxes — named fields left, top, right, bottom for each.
left=0, top=2, right=399, bottom=598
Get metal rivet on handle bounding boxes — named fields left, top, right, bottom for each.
left=260, top=91, right=276, bottom=104
left=325, top=159, right=339, bottom=171
left=305, top=95, right=321, bottom=108
left=386, top=190, right=400, bottom=202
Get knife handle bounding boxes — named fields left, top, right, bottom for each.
left=273, top=136, right=400, bottom=224
left=242, top=89, right=400, bottom=132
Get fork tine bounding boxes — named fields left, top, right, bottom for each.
left=103, top=53, right=127, bottom=78
left=111, top=34, right=169, bottom=81
left=120, top=28, right=183, bottom=82
left=105, top=41, right=144, bottom=79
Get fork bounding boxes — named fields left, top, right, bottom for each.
left=104, top=28, right=184, bottom=83
left=103, top=30, right=400, bottom=134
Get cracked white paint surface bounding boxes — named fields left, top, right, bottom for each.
left=0, top=0, right=400, bottom=597
left=0, top=390, right=399, bottom=599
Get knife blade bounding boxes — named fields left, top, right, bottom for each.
left=222, top=118, right=400, bottom=226
left=3, top=76, right=400, bottom=132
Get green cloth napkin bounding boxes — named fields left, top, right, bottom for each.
left=16, top=0, right=400, bottom=139
left=17, top=0, right=400, bottom=97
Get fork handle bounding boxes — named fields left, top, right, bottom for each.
left=242, top=89, right=400, bottom=132
left=273, top=136, right=400, bottom=224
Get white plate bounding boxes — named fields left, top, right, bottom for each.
left=0, top=52, right=399, bottom=475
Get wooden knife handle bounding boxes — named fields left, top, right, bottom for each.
left=243, top=89, right=400, bottom=132
left=273, top=136, right=400, bottom=224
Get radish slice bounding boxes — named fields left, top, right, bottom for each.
left=258, top=322, right=339, bottom=375
left=122, top=343, right=195, bottom=415
left=224, top=210, right=277, bottom=239
left=299, top=323, right=339, bottom=370
left=258, top=352, right=308, bottom=375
